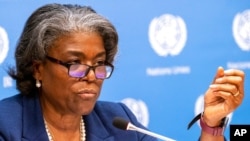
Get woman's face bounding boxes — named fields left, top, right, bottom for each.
left=38, top=32, right=106, bottom=116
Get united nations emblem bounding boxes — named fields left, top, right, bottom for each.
left=233, top=9, right=250, bottom=51
left=148, top=14, right=187, bottom=57
left=0, top=26, right=9, bottom=64
left=121, top=98, right=149, bottom=127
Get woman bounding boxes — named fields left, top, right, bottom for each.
left=0, top=3, right=244, bottom=141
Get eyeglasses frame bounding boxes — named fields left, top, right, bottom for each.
left=45, top=55, right=114, bottom=79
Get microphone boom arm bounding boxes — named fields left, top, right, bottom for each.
left=127, top=123, right=176, bottom=141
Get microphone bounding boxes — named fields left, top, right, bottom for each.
left=112, top=117, right=176, bottom=141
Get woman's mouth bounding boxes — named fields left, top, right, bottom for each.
left=77, top=89, right=97, bottom=99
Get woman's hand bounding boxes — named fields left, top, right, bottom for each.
left=203, top=66, right=245, bottom=127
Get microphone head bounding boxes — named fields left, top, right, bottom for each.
left=112, top=117, right=129, bottom=130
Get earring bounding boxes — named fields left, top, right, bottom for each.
left=36, top=79, right=41, bottom=88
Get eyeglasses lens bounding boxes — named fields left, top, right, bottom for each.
left=69, top=64, right=112, bottom=79
left=69, top=64, right=88, bottom=77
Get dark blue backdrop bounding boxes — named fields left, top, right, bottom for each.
left=0, top=1, right=249, bottom=140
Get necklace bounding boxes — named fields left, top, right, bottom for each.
left=44, top=117, right=86, bottom=141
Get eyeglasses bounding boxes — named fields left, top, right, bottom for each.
left=45, top=55, right=114, bottom=79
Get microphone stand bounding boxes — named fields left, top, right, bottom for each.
left=127, top=123, right=176, bottom=141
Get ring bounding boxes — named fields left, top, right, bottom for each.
left=234, top=91, right=240, bottom=97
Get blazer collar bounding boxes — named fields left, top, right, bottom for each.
left=84, top=109, right=114, bottom=141
left=22, top=95, right=48, bottom=141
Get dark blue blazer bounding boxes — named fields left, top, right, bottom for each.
left=0, top=94, right=157, bottom=141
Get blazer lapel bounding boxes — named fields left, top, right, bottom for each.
left=22, top=95, right=48, bottom=141
left=85, top=111, right=114, bottom=141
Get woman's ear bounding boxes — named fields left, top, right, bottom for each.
left=32, top=60, right=43, bottom=80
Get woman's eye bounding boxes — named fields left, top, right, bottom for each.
left=96, top=61, right=105, bottom=65
left=66, top=60, right=81, bottom=64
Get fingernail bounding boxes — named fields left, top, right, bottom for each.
left=224, top=69, right=231, bottom=74
left=209, top=84, right=217, bottom=89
